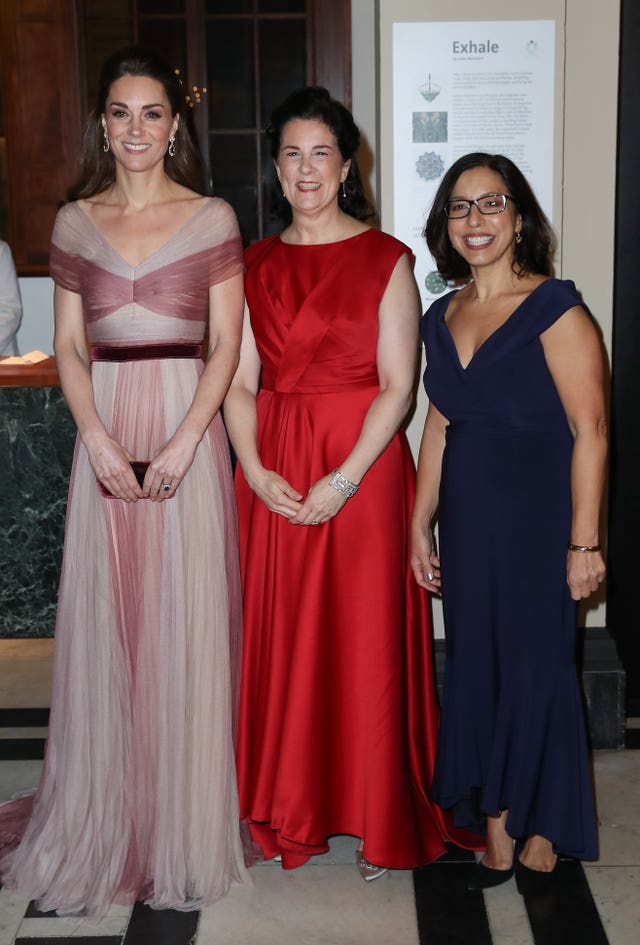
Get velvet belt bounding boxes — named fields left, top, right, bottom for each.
left=90, top=343, right=202, bottom=362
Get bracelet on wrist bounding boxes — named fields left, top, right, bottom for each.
left=568, top=542, right=601, bottom=553
left=328, top=469, right=359, bottom=499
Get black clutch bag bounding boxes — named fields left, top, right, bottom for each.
left=98, top=461, right=156, bottom=498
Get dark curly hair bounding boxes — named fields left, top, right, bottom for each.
left=266, top=86, right=373, bottom=223
left=424, top=152, right=555, bottom=282
left=68, top=45, right=203, bottom=200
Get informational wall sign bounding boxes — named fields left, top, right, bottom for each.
left=392, top=20, right=555, bottom=306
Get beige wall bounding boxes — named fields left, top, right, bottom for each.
left=353, top=0, right=619, bottom=631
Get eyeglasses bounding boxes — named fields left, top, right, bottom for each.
left=444, top=193, right=516, bottom=219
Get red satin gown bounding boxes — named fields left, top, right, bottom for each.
left=234, top=228, right=479, bottom=869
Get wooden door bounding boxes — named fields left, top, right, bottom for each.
left=0, top=1, right=83, bottom=272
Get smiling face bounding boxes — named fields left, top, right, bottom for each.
left=447, top=166, right=522, bottom=272
left=274, top=118, right=350, bottom=217
left=102, top=74, right=179, bottom=174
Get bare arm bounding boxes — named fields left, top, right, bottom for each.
left=223, top=304, right=303, bottom=517
left=54, top=284, right=142, bottom=501
left=541, top=305, right=608, bottom=600
left=410, top=401, right=449, bottom=591
left=291, top=252, right=421, bottom=525
left=142, top=271, right=244, bottom=498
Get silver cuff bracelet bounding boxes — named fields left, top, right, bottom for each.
left=328, top=469, right=359, bottom=498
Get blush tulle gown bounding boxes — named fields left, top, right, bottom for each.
left=0, top=198, right=252, bottom=914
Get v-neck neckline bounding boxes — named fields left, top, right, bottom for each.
left=76, top=199, right=209, bottom=270
left=440, top=279, right=550, bottom=373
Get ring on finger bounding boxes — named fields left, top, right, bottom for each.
left=311, top=520, right=319, bottom=525
left=162, top=482, right=172, bottom=493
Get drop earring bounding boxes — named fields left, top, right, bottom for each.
left=168, top=135, right=176, bottom=158
left=515, top=230, right=522, bottom=244
left=103, top=130, right=110, bottom=153
left=342, top=180, right=346, bottom=199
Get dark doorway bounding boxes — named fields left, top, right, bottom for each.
left=609, top=0, right=640, bottom=708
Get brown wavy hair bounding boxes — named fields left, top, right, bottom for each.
left=424, top=152, right=556, bottom=282
left=68, top=45, right=203, bottom=200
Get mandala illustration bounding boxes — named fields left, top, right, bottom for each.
left=425, top=271, right=448, bottom=296
left=415, top=151, right=445, bottom=182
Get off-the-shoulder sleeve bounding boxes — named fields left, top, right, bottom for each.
left=49, top=206, right=83, bottom=294
left=530, top=279, right=590, bottom=336
left=205, top=199, right=244, bottom=287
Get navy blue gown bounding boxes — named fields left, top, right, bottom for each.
left=421, top=278, right=597, bottom=860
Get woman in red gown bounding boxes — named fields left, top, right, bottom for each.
left=224, top=87, right=479, bottom=878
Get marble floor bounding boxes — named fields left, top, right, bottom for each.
left=0, top=641, right=638, bottom=944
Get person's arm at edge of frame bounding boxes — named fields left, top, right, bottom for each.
left=0, top=242, right=23, bottom=355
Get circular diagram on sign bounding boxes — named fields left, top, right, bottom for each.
left=425, top=271, right=448, bottom=296
left=416, top=151, right=445, bottom=182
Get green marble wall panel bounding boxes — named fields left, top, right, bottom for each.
left=0, top=387, right=76, bottom=637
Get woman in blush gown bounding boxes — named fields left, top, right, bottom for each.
left=412, top=153, right=606, bottom=894
left=224, top=87, right=481, bottom=881
left=0, top=46, right=250, bottom=915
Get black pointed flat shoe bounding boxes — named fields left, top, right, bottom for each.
left=467, top=860, right=515, bottom=891
left=515, top=855, right=559, bottom=896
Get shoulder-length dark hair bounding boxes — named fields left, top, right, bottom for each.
left=68, top=45, right=203, bottom=200
left=424, top=152, right=556, bottom=282
left=267, top=86, right=374, bottom=222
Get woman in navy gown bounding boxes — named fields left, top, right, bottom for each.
left=411, top=153, right=607, bottom=893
